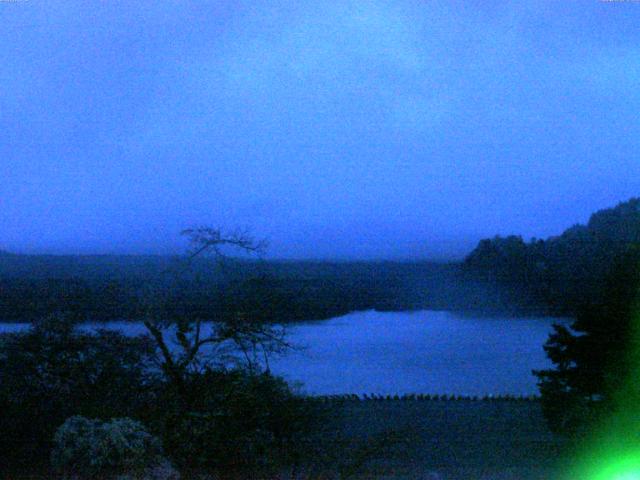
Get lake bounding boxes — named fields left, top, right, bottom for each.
left=0, top=310, right=567, bottom=396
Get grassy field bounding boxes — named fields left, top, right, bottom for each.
left=305, top=397, right=567, bottom=480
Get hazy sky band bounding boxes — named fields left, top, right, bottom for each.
left=1, top=1, right=639, bottom=259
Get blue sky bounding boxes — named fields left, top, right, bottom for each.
left=1, top=1, right=639, bottom=259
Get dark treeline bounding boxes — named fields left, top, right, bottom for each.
left=534, top=244, right=640, bottom=435
left=462, top=197, right=640, bottom=316
left=1, top=197, right=640, bottom=322
left=0, top=255, right=470, bottom=322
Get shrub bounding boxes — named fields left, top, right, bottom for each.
left=150, top=368, right=316, bottom=477
left=0, top=313, right=158, bottom=472
left=51, top=416, right=166, bottom=479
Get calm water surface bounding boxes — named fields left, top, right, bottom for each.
left=0, top=310, right=568, bottom=396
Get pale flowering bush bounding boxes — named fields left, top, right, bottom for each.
left=51, top=416, right=170, bottom=479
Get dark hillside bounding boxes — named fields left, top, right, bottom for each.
left=0, top=256, right=462, bottom=322
left=463, top=197, right=640, bottom=316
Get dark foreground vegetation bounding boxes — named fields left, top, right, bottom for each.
left=535, top=244, right=640, bottom=435
left=0, top=314, right=317, bottom=479
left=0, top=309, right=567, bottom=479
left=0, top=311, right=566, bottom=480
left=0, top=319, right=566, bottom=480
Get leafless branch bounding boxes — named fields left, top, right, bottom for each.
left=181, top=227, right=268, bottom=260
left=141, top=226, right=286, bottom=393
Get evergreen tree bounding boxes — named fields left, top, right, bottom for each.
left=534, top=244, right=640, bottom=434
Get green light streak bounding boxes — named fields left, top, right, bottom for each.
left=586, top=453, right=640, bottom=480
left=563, top=293, right=640, bottom=480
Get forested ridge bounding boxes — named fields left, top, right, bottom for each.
left=1, top=197, right=639, bottom=322
left=462, top=197, right=640, bottom=316
left=0, top=256, right=464, bottom=322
